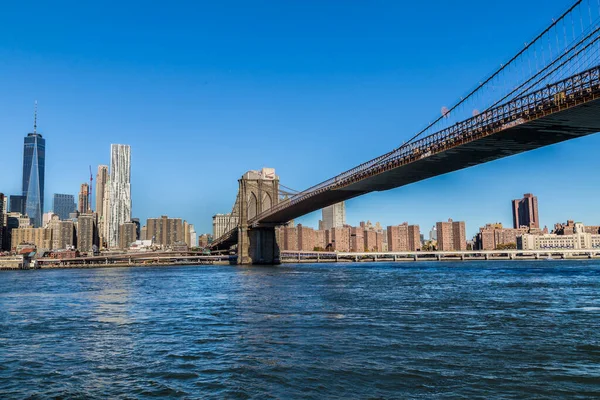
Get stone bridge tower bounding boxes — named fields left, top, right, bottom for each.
left=237, top=168, right=280, bottom=264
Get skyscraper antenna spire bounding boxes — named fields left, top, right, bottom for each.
left=33, top=100, right=38, bottom=134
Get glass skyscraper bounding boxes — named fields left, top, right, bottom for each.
left=53, top=194, right=76, bottom=221
left=22, top=132, right=46, bottom=227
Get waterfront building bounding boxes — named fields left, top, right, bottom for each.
left=77, top=214, right=97, bottom=252
left=350, top=227, right=364, bottom=252
left=0, top=193, right=4, bottom=251
left=22, top=112, right=46, bottom=227
left=282, top=226, right=298, bottom=251
left=108, top=144, right=132, bottom=248
left=9, top=195, right=26, bottom=215
left=436, top=219, right=467, bottom=251
left=140, top=225, right=147, bottom=241
left=213, top=213, right=238, bottom=239
left=512, top=193, right=539, bottom=229
left=52, top=194, right=76, bottom=221
left=475, top=223, right=527, bottom=250
left=78, top=183, right=90, bottom=214
left=146, top=216, right=184, bottom=247
left=330, top=226, right=350, bottom=252
left=119, top=222, right=137, bottom=249
left=95, top=165, right=109, bottom=237
left=387, top=223, right=421, bottom=252
left=518, top=223, right=600, bottom=250
left=131, top=218, right=141, bottom=240
left=189, top=224, right=197, bottom=247
left=296, top=224, right=315, bottom=251
left=551, top=220, right=598, bottom=235
left=11, top=227, right=52, bottom=250
left=101, top=176, right=111, bottom=247
left=321, top=202, right=346, bottom=231
left=314, top=229, right=326, bottom=250
left=364, top=230, right=376, bottom=252
left=49, top=215, right=75, bottom=250
left=198, top=234, right=212, bottom=248
left=183, top=221, right=191, bottom=247
left=3, top=213, right=20, bottom=250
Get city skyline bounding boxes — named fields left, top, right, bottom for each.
left=1, top=0, right=600, bottom=237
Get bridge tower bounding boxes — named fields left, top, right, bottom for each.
left=237, top=168, right=280, bottom=264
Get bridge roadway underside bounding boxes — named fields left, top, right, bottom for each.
left=257, top=98, right=600, bottom=225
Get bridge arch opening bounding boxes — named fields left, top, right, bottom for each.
left=248, top=192, right=258, bottom=220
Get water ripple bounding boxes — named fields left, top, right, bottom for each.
left=0, top=262, right=600, bottom=398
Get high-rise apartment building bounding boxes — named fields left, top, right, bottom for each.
left=387, top=223, right=421, bottom=252
left=108, top=144, right=131, bottom=248
left=9, top=195, right=26, bottom=214
left=78, top=183, right=90, bottom=214
left=77, top=214, right=97, bottom=252
left=48, top=215, right=75, bottom=250
left=0, top=193, right=4, bottom=251
left=96, top=165, right=109, bottom=243
left=22, top=117, right=46, bottom=227
left=213, top=213, right=238, bottom=239
left=321, top=202, right=346, bottom=231
left=512, top=193, right=539, bottom=229
left=350, top=227, right=364, bottom=252
left=146, top=216, right=184, bottom=247
left=119, top=222, right=137, bottom=249
left=101, top=176, right=111, bottom=247
left=52, top=194, right=76, bottom=221
left=436, top=219, right=467, bottom=251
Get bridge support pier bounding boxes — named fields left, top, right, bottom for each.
left=238, top=226, right=280, bottom=265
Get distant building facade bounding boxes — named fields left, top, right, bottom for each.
left=436, top=219, right=467, bottom=251
left=9, top=195, right=26, bottom=215
left=22, top=129, right=46, bottom=227
left=119, top=222, right=138, bottom=249
left=53, top=194, right=76, bottom=221
left=0, top=193, right=4, bottom=251
left=321, top=202, right=346, bottom=231
left=108, top=144, right=131, bottom=248
left=518, top=223, right=600, bottom=250
left=11, top=227, right=52, bottom=250
left=475, top=223, right=527, bottom=250
left=146, top=216, right=184, bottom=247
left=213, top=213, right=238, bottom=239
left=96, top=165, right=109, bottom=244
left=512, top=193, right=539, bottom=229
left=77, top=214, right=97, bottom=252
left=78, top=183, right=90, bottom=214
left=49, top=215, right=75, bottom=250
left=387, top=223, right=421, bottom=252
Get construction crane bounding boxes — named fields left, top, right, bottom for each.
left=89, top=165, right=93, bottom=212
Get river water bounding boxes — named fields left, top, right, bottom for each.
left=1, top=261, right=599, bottom=399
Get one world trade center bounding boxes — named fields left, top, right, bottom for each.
left=22, top=103, right=45, bottom=227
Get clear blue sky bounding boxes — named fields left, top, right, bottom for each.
left=1, top=0, right=598, bottom=238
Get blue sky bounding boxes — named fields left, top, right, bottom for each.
left=0, top=0, right=598, bottom=238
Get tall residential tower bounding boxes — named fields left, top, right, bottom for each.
left=96, top=165, right=109, bottom=246
left=512, top=193, right=539, bottom=229
left=107, top=144, right=131, bottom=248
left=321, top=202, right=346, bottom=231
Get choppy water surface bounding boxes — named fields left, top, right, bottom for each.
left=1, top=261, right=600, bottom=399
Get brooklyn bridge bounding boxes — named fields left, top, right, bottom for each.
left=212, top=0, right=600, bottom=264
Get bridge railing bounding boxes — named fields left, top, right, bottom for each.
left=247, top=65, right=600, bottom=227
